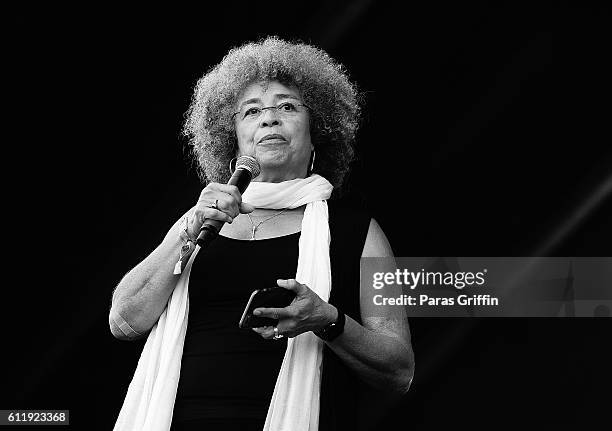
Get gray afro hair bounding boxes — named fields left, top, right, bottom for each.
left=183, top=36, right=361, bottom=191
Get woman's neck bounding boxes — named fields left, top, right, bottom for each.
left=252, top=168, right=308, bottom=183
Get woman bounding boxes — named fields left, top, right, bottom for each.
left=110, top=37, right=414, bottom=431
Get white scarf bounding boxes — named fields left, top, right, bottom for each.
left=114, top=174, right=333, bottom=431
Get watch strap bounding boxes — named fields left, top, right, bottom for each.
left=315, top=308, right=345, bottom=342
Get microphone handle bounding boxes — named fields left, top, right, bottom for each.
left=227, top=167, right=254, bottom=194
left=195, top=168, right=253, bottom=247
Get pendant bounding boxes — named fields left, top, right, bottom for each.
left=251, top=225, right=257, bottom=240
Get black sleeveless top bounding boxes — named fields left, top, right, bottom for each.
left=171, top=201, right=371, bottom=431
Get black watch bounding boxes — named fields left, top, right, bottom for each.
left=314, top=308, right=345, bottom=342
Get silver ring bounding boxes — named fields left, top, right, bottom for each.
left=273, top=326, right=284, bottom=340
left=207, top=199, right=218, bottom=210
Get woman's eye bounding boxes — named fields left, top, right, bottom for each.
left=245, top=107, right=261, bottom=117
left=279, top=102, right=296, bottom=111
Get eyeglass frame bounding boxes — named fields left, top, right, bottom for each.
left=231, top=101, right=311, bottom=122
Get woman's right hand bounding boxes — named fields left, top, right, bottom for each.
left=187, top=183, right=255, bottom=237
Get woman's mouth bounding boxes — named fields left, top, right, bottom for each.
left=258, top=134, right=288, bottom=145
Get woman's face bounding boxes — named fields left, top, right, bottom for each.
left=234, top=80, right=313, bottom=182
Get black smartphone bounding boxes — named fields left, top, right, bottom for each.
left=238, top=287, right=297, bottom=329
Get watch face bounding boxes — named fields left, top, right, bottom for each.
left=316, top=312, right=344, bottom=341
left=321, top=322, right=336, bottom=334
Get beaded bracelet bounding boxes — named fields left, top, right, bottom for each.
left=173, top=216, right=197, bottom=275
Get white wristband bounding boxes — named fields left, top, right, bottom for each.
left=112, top=312, right=142, bottom=338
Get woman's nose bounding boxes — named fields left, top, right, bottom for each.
left=259, top=107, right=281, bottom=127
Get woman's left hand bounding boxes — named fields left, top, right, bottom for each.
left=252, top=279, right=337, bottom=339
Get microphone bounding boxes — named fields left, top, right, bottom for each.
left=196, top=155, right=261, bottom=247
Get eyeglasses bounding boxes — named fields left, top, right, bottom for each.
left=232, top=101, right=310, bottom=122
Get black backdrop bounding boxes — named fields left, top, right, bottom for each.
left=6, top=2, right=612, bottom=430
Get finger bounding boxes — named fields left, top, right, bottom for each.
left=195, top=207, right=233, bottom=224
left=253, top=326, right=275, bottom=339
left=198, top=184, right=242, bottom=217
left=240, top=202, right=255, bottom=213
left=213, top=195, right=240, bottom=219
left=216, top=184, right=242, bottom=205
left=277, top=279, right=307, bottom=294
left=253, top=307, right=294, bottom=319
left=262, top=331, right=275, bottom=340
left=198, top=183, right=230, bottom=201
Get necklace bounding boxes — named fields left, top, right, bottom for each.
left=246, top=208, right=291, bottom=240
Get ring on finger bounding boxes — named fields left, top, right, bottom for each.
left=207, top=199, right=219, bottom=210
left=273, top=326, right=284, bottom=341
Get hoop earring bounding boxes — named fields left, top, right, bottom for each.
left=309, top=149, right=316, bottom=174
left=229, top=157, right=237, bottom=175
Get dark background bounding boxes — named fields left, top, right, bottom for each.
left=6, top=2, right=611, bottom=430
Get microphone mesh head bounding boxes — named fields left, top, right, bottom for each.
left=235, top=155, right=261, bottom=178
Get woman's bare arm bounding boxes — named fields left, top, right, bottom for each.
left=109, top=212, right=190, bottom=340
left=109, top=183, right=253, bottom=340
left=253, top=219, right=414, bottom=394
left=316, top=219, right=414, bottom=393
